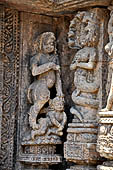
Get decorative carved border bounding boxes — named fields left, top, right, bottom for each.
left=0, top=7, right=20, bottom=170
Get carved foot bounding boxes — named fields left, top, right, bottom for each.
left=58, top=131, right=63, bottom=136
left=70, top=107, right=83, bottom=122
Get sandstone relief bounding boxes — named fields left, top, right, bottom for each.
left=64, top=8, right=109, bottom=170
left=0, top=1, right=112, bottom=170
left=27, top=32, right=66, bottom=142
left=17, top=31, right=66, bottom=169
left=97, top=7, right=113, bottom=170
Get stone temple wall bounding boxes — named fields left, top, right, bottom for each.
left=0, top=1, right=113, bottom=170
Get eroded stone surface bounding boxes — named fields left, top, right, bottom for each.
left=64, top=8, right=109, bottom=168
left=0, top=1, right=112, bottom=170
left=0, top=0, right=111, bottom=15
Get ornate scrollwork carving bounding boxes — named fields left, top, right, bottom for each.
left=0, top=7, right=20, bottom=170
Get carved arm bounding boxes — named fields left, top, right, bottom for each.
left=77, top=49, right=97, bottom=70
left=61, top=112, right=67, bottom=127
left=55, top=70, right=64, bottom=97
left=76, top=61, right=95, bottom=70
left=49, top=111, right=61, bottom=128
left=32, top=62, right=59, bottom=76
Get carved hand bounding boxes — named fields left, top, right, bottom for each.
left=70, top=63, right=77, bottom=70
left=52, top=64, right=60, bottom=71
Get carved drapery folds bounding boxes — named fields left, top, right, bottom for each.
left=18, top=32, right=66, bottom=168
left=97, top=7, right=113, bottom=170
left=64, top=8, right=108, bottom=169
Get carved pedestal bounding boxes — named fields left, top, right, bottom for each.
left=19, top=144, right=62, bottom=168
left=97, top=111, right=113, bottom=159
left=97, top=111, right=113, bottom=169
left=97, top=161, right=113, bottom=170
left=64, top=122, right=100, bottom=167
left=67, top=165, right=96, bottom=170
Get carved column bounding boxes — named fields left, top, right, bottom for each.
left=64, top=8, right=109, bottom=170
left=97, top=6, right=113, bottom=170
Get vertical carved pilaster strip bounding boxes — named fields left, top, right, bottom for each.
left=0, top=7, right=20, bottom=170
left=0, top=6, right=4, bottom=150
left=64, top=8, right=109, bottom=170
left=97, top=6, right=113, bottom=170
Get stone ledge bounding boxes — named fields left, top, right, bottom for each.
left=0, top=0, right=111, bottom=15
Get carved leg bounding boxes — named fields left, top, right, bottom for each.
left=101, top=74, right=113, bottom=111
left=31, top=118, right=49, bottom=139
left=47, top=128, right=63, bottom=136
left=29, top=88, right=50, bottom=130
left=72, top=91, right=99, bottom=109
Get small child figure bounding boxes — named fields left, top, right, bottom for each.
left=31, top=97, right=67, bottom=140
left=47, top=97, right=67, bottom=136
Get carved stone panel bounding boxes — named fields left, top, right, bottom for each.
left=64, top=8, right=109, bottom=168
left=0, top=7, right=20, bottom=170
left=97, top=7, right=113, bottom=169
left=0, top=2, right=112, bottom=170
left=0, top=0, right=111, bottom=15
left=16, top=12, right=68, bottom=169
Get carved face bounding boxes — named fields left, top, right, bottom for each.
left=50, top=97, right=64, bottom=111
left=42, top=34, right=55, bottom=54
left=68, top=11, right=99, bottom=48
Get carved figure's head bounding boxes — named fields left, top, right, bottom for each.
left=34, top=32, right=56, bottom=54
left=49, top=97, right=64, bottom=111
left=41, top=32, right=56, bottom=54
left=68, top=11, right=100, bottom=49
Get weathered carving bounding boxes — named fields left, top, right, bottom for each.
left=64, top=8, right=108, bottom=169
left=0, top=2, right=111, bottom=170
left=67, top=165, right=96, bottom=170
left=68, top=11, right=100, bottom=122
left=97, top=161, right=113, bottom=170
left=97, top=111, right=113, bottom=159
left=31, top=96, right=67, bottom=140
left=97, top=8, right=113, bottom=169
left=0, top=0, right=111, bottom=15
left=101, top=9, right=113, bottom=112
left=0, top=7, right=20, bottom=170
left=27, top=32, right=65, bottom=140
left=18, top=32, right=66, bottom=168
